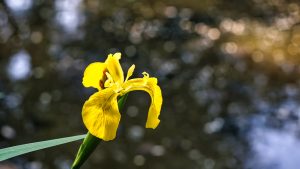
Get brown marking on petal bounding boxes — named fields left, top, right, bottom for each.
left=99, top=69, right=108, bottom=89
left=99, top=81, right=104, bottom=89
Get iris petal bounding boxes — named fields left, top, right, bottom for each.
left=125, top=64, right=135, bottom=81
left=82, top=62, right=106, bottom=90
left=105, top=53, right=124, bottom=84
left=82, top=88, right=120, bottom=141
left=122, top=75, right=162, bottom=128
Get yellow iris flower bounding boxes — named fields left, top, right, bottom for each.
left=82, top=53, right=163, bottom=141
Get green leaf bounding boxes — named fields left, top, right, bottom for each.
left=0, top=134, right=86, bottom=161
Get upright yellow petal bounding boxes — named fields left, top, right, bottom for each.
left=82, top=62, right=107, bottom=90
left=105, top=53, right=124, bottom=84
left=82, top=88, right=121, bottom=141
left=121, top=75, right=162, bottom=129
left=125, top=64, right=135, bottom=82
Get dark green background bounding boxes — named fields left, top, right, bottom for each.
left=1, top=0, right=300, bottom=169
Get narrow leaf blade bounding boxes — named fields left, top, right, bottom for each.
left=0, top=134, right=86, bottom=161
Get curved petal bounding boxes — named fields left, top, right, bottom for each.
left=82, top=88, right=120, bottom=141
left=105, top=53, right=124, bottom=84
left=82, top=62, right=107, bottom=90
left=121, top=75, right=162, bottom=129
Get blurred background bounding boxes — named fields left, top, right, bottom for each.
left=1, top=0, right=300, bottom=169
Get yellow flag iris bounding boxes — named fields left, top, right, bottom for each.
left=82, top=53, right=163, bottom=141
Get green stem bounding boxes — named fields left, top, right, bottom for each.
left=71, top=94, right=128, bottom=169
left=71, top=132, right=100, bottom=169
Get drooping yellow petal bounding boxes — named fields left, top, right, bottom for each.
left=105, top=53, right=124, bottom=84
left=121, top=74, right=162, bottom=129
left=82, top=87, right=121, bottom=141
left=125, top=64, right=135, bottom=82
left=82, top=62, right=107, bottom=90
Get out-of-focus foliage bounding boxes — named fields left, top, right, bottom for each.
left=1, top=0, right=300, bottom=169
